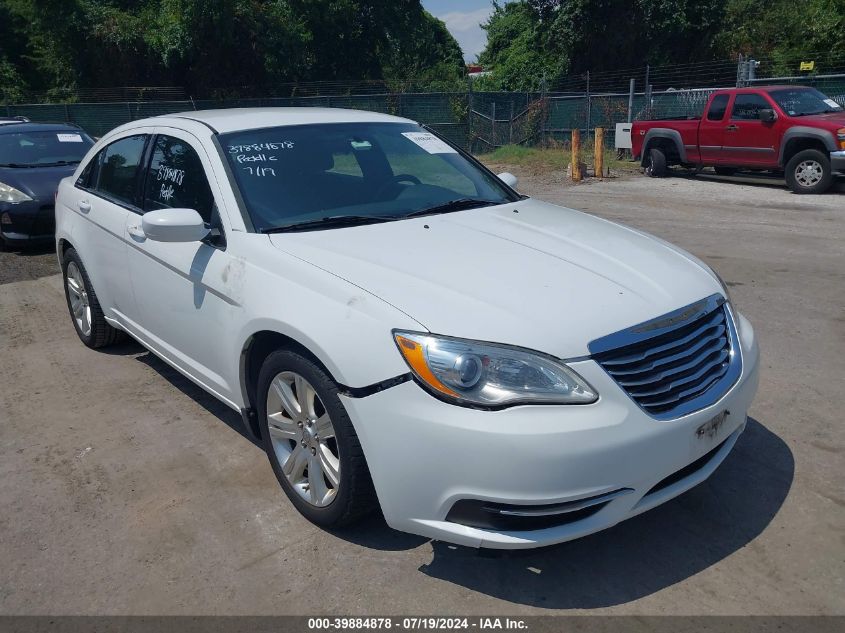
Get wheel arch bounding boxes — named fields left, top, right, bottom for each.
left=779, top=128, right=836, bottom=166
left=239, top=330, right=340, bottom=438
left=57, top=237, right=73, bottom=260
left=641, top=129, right=687, bottom=166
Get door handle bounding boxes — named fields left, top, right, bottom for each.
left=77, top=200, right=91, bottom=213
left=127, top=224, right=146, bottom=239
left=726, top=124, right=739, bottom=132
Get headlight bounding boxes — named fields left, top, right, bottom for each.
left=837, top=128, right=845, bottom=150
left=393, top=331, right=598, bottom=408
left=0, top=181, right=32, bottom=203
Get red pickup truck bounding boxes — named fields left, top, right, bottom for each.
left=632, top=85, right=845, bottom=194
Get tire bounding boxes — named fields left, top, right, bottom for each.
left=644, top=147, right=667, bottom=177
left=257, top=349, right=377, bottom=527
left=61, top=247, right=124, bottom=348
left=785, top=149, right=832, bottom=194
left=714, top=166, right=737, bottom=177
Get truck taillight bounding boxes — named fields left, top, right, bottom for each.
left=838, top=128, right=845, bottom=149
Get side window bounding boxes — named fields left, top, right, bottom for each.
left=144, top=135, right=214, bottom=223
left=95, top=135, right=147, bottom=205
left=731, top=94, right=771, bottom=120
left=76, top=153, right=99, bottom=188
left=707, top=95, right=729, bottom=121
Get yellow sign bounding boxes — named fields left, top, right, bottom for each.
left=800, top=61, right=815, bottom=71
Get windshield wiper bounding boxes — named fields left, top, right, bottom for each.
left=398, top=198, right=503, bottom=219
left=261, top=215, right=395, bottom=234
left=0, top=162, right=37, bottom=168
left=38, top=160, right=81, bottom=167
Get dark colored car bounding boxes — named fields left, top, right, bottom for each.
left=632, top=86, right=845, bottom=194
left=0, top=122, right=95, bottom=247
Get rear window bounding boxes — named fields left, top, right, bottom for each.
left=707, top=95, right=729, bottom=121
left=0, top=129, right=94, bottom=167
left=93, top=135, right=147, bottom=206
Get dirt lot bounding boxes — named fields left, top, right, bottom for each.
left=1, top=171, right=843, bottom=615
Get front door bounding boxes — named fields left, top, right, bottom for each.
left=721, top=93, right=778, bottom=166
left=124, top=129, right=242, bottom=404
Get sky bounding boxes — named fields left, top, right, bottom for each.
left=421, top=0, right=496, bottom=63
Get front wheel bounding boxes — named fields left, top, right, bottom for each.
left=257, top=350, right=377, bottom=527
left=785, top=149, right=832, bottom=194
left=644, top=147, right=667, bottom=177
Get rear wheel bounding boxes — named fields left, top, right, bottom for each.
left=644, top=147, right=667, bottom=177
left=785, top=149, right=832, bottom=194
left=257, top=349, right=377, bottom=527
left=61, top=248, right=124, bottom=348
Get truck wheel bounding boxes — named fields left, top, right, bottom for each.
left=644, top=148, right=667, bottom=177
left=714, top=166, right=737, bottom=177
left=785, top=149, right=832, bottom=194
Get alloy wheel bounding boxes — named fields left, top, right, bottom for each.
left=265, top=371, right=340, bottom=507
left=66, top=261, right=92, bottom=337
left=795, top=160, right=823, bottom=188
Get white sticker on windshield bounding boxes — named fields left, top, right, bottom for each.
left=57, top=133, right=83, bottom=143
left=401, top=132, right=457, bottom=154
left=823, top=98, right=842, bottom=109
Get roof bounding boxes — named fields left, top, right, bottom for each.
left=0, top=121, right=84, bottom=134
left=157, top=107, right=415, bottom=133
left=711, top=84, right=811, bottom=93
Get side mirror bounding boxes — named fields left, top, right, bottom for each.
left=497, top=172, right=518, bottom=189
left=141, top=208, right=209, bottom=243
left=759, top=108, right=777, bottom=123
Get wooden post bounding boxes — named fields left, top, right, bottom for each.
left=594, top=127, right=604, bottom=179
left=571, top=128, right=582, bottom=181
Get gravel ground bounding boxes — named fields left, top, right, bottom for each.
left=0, top=242, right=58, bottom=285
left=1, top=171, right=843, bottom=615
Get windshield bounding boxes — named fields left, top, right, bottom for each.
left=769, top=88, right=843, bottom=117
left=0, top=129, right=94, bottom=167
left=219, top=122, right=517, bottom=232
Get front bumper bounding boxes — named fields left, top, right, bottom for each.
left=0, top=201, right=55, bottom=245
left=341, top=312, right=760, bottom=549
left=831, top=150, right=845, bottom=175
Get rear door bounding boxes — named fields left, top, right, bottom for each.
left=698, top=93, right=730, bottom=164
left=68, top=132, right=151, bottom=321
left=124, top=128, right=242, bottom=403
left=722, top=93, right=778, bottom=166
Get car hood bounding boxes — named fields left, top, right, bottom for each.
left=795, top=111, right=845, bottom=129
left=0, top=164, right=77, bottom=201
left=269, top=199, right=722, bottom=358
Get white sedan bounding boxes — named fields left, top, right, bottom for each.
left=55, top=108, right=759, bottom=549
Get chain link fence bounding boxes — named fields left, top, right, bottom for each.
left=4, top=57, right=844, bottom=153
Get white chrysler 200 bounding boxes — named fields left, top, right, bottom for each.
left=55, top=108, right=759, bottom=549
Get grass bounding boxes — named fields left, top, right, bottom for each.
left=478, top=144, right=639, bottom=176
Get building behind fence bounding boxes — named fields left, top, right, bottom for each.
left=4, top=54, right=844, bottom=152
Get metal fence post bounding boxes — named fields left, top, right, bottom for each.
left=467, top=76, right=474, bottom=149
left=491, top=102, right=496, bottom=147
left=627, top=78, right=635, bottom=123
left=585, top=71, right=591, bottom=136
left=736, top=53, right=744, bottom=87
left=509, top=100, right=514, bottom=145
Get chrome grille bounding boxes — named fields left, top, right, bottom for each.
left=589, top=295, right=741, bottom=420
